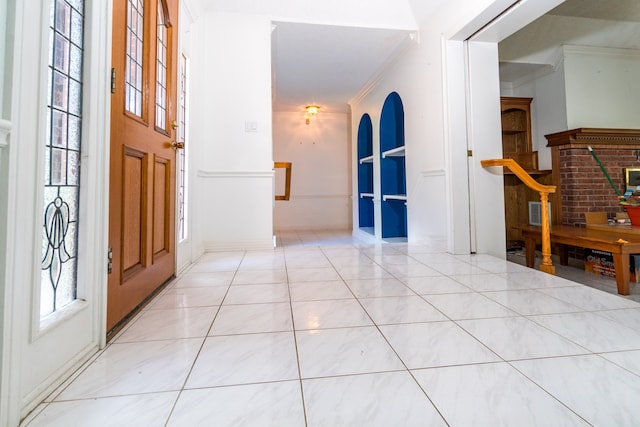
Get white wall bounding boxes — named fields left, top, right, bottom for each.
left=564, top=46, right=640, bottom=129
left=349, top=0, right=527, bottom=248
left=500, top=63, right=567, bottom=170
left=273, top=111, right=352, bottom=231
left=204, top=0, right=417, bottom=30
left=189, top=11, right=275, bottom=252
left=0, top=0, right=8, bottom=116
left=350, top=37, right=449, bottom=243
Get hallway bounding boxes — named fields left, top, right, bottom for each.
left=22, top=231, right=640, bottom=426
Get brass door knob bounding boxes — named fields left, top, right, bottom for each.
left=170, top=141, right=185, bottom=150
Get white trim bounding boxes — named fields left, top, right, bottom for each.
left=352, top=227, right=380, bottom=243
left=500, top=46, right=564, bottom=91
left=421, top=169, right=446, bottom=177
left=28, top=0, right=52, bottom=342
left=349, top=32, right=419, bottom=106
left=78, top=0, right=113, bottom=350
left=0, top=119, right=10, bottom=148
left=2, top=0, right=40, bottom=423
left=203, top=239, right=275, bottom=252
left=563, top=44, right=640, bottom=59
left=19, top=342, right=98, bottom=416
left=197, top=170, right=275, bottom=178
left=286, top=194, right=351, bottom=200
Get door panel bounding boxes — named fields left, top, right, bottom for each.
left=108, top=0, right=178, bottom=331
left=122, top=148, right=145, bottom=274
left=153, top=157, right=169, bottom=256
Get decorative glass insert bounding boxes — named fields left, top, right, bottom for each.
left=177, top=54, right=188, bottom=241
left=155, top=2, right=168, bottom=130
left=125, top=0, right=144, bottom=116
left=42, top=0, right=84, bottom=316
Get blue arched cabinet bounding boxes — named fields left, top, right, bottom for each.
left=379, top=92, right=407, bottom=238
left=357, top=114, right=374, bottom=233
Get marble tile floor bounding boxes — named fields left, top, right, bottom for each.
left=22, top=230, right=640, bottom=426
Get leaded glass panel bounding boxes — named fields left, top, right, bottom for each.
left=178, top=54, right=188, bottom=241
left=155, top=2, right=168, bottom=130
left=42, top=0, right=84, bottom=317
left=125, top=0, right=144, bottom=117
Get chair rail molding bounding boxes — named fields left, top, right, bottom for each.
left=197, top=169, right=274, bottom=178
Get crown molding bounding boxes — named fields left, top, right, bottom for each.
left=349, top=31, right=419, bottom=106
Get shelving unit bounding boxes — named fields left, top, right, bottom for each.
left=382, top=146, right=405, bottom=158
left=500, top=97, right=552, bottom=248
left=357, top=114, right=374, bottom=233
left=359, top=155, right=373, bottom=164
left=382, top=194, right=407, bottom=201
left=380, top=92, right=407, bottom=239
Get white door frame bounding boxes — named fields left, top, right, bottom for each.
left=176, top=1, right=195, bottom=273
left=0, top=1, right=112, bottom=425
left=443, top=0, right=565, bottom=257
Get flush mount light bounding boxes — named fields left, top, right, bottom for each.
left=304, top=105, right=320, bottom=125
left=305, top=105, right=320, bottom=115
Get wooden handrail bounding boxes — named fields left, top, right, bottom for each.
left=481, top=158, right=557, bottom=274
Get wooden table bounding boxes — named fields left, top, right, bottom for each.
left=586, top=223, right=640, bottom=237
left=521, top=225, right=640, bottom=295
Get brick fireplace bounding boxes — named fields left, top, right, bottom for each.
left=545, top=128, right=640, bottom=226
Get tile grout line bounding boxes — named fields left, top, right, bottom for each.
left=322, top=244, right=453, bottom=427
left=161, top=251, right=247, bottom=427
left=283, top=242, right=310, bottom=427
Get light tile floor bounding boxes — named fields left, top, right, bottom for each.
left=22, top=230, right=640, bottom=426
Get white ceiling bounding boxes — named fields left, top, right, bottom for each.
left=189, top=0, right=640, bottom=112
left=499, top=0, right=640, bottom=84
left=271, top=22, right=414, bottom=113
left=548, top=0, right=640, bottom=23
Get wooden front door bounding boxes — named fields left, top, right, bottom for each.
left=108, top=0, right=179, bottom=331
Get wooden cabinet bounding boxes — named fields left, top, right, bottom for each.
left=500, top=97, right=551, bottom=248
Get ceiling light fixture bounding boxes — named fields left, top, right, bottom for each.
left=305, top=105, right=320, bottom=125
left=306, top=105, right=320, bottom=115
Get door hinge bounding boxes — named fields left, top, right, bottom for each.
left=107, top=247, right=113, bottom=274
left=467, top=150, right=473, bottom=157
left=111, top=68, right=116, bottom=94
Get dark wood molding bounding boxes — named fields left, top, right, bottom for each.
left=546, top=128, right=640, bottom=149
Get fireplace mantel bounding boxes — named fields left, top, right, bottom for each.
left=544, top=128, right=640, bottom=227
left=546, top=128, right=640, bottom=149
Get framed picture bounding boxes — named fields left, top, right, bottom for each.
left=274, top=162, right=292, bottom=201
left=624, top=168, right=640, bottom=191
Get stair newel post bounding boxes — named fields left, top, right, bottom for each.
left=539, top=191, right=555, bottom=274
left=480, top=158, right=557, bottom=275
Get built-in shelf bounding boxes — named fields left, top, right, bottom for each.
left=360, top=193, right=374, bottom=198
left=383, top=194, right=407, bottom=201
left=359, top=155, right=374, bottom=164
left=382, top=146, right=405, bottom=158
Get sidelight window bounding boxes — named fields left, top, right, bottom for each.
left=42, top=0, right=85, bottom=316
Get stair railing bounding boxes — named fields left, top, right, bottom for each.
left=481, top=158, right=557, bottom=274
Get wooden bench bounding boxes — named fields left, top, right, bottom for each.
left=521, top=225, right=640, bottom=295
